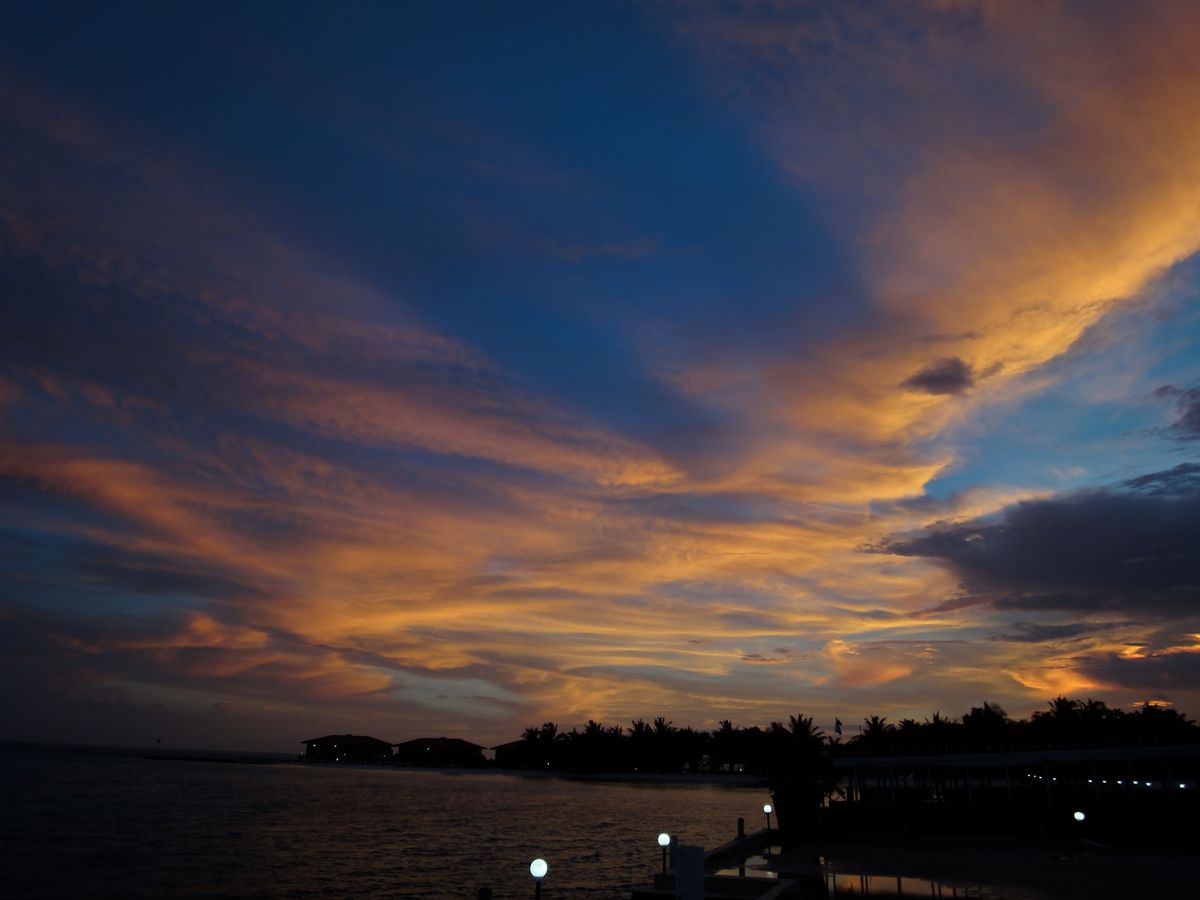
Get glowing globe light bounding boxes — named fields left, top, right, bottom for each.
left=1073, top=811, right=1086, bottom=822
left=763, top=803, right=773, bottom=814
left=657, top=832, right=670, bottom=847
left=529, top=859, right=548, bottom=880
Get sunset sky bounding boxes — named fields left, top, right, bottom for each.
left=3, top=1, right=1200, bottom=753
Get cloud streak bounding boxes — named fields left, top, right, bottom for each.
left=666, top=0, right=1200, bottom=451
left=3, top=4, right=1200, bottom=749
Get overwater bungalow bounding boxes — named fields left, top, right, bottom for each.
left=393, top=737, right=486, bottom=767
left=300, top=733, right=393, bottom=763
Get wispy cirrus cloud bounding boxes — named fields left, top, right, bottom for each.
left=663, top=0, right=1200, bottom=452
left=4, top=3, right=1200, bottom=750
left=1154, top=385, right=1200, bottom=440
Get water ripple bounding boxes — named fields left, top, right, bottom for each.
left=1, top=750, right=766, bottom=898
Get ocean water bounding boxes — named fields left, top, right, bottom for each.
left=0, top=746, right=765, bottom=898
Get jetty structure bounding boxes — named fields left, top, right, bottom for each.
left=631, top=825, right=804, bottom=900
left=630, top=742, right=1200, bottom=898
left=811, top=742, right=1200, bottom=845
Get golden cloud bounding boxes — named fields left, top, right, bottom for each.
left=5, top=3, right=1200, bottom=743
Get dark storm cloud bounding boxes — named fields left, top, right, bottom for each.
left=990, top=621, right=1120, bottom=643
left=900, top=357, right=974, bottom=395
left=1077, top=651, right=1200, bottom=693
left=880, top=465, right=1200, bottom=616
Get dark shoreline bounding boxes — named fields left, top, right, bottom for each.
left=0, top=742, right=766, bottom=787
left=172, top=755, right=766, bottom=787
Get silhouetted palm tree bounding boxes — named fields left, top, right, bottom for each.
left=788, top=714, right=824, bottom=745
left=1046, top=696, right=1080, bottom=720
left=502, top=696, right=1198, bottom=774
left=962, top=702, right=1009, bottom=750
left=766, top=711, right=840, bottom=837
left=855, top=715, right=894, bottom=753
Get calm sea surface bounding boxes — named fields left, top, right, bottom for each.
left=0, top=746, right=765, bottom=898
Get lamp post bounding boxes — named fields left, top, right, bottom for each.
left=657, top=832, right=670, bottom=873
left=763, top=802, right=773, bottom=831
left=529, top=858, right=548, bottom=899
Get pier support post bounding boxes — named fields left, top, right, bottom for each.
left=674, top=845, right=704, bottom=900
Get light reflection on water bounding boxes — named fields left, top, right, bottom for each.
left=0, top=748, right=766, bottom=898
left=716, top=845, right=1007, bottom=899
left=825, top=874, right=1001, bottom=898
left=711, top=864, right=1005, bottom=898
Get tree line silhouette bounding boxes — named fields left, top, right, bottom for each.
left=504, top=698, right=1198, bottom=774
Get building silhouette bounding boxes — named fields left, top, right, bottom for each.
left=301, top=734, right=393, bottom=763
left=393, top=737, right=486, bottom=767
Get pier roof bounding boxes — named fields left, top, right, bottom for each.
left=833, top=742, right=1200, bottom=769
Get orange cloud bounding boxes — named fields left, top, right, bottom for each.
left=667, top=0, right=1200, bottom=453
left=5, top=6, right=1200, bottom=748
left=822, top=640, right=914, bottom=688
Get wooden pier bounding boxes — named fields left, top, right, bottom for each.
left=630, top=827, right=826, bottom=899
